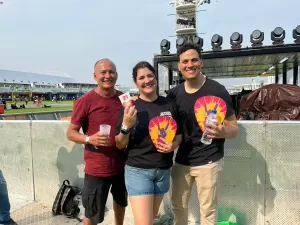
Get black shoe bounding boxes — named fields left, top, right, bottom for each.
left=0, top=219, right=18, bottom=225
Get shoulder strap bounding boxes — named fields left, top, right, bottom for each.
left=52, top=180, right=70, bottom=215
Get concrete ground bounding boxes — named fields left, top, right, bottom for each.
left=10, top=197, right=174, bottom=225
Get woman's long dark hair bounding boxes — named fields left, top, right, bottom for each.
left=132, top=61, right=156, bottom=83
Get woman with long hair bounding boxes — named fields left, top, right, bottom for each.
left=115, top=61, right=182, bottom=225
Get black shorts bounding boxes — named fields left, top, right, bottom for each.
left=82, top=172, right=128, bottom=224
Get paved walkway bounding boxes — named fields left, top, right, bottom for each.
left=10, top=197, right=174, bottom=225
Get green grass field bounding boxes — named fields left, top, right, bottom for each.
left=2, top=100, right=73, bottom=114
left=6, top=100, right=74, bottom=106
left=5, top=107, right=73, bottom=114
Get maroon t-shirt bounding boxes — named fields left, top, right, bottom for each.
left=71, top=90, right=124, bottom=177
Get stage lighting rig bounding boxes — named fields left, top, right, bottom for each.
left=198, top=0, right=211, bottom=6
left=230, top=32, right=243, bottom=49
left=293, top=25, right=300, bottom=44
left=250, top=30, right=264, bottom=47
left=211, top=34, right=223, bottom=51
left=193, top=36, right=204, bottom=51
left=271, top=27, right=285, bottom=45
left=160, top=39, right=171, bottom=55
left=176, top=37, right=186, bottom=48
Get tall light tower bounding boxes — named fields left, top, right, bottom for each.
left=169, top=0, right=210, bottom=44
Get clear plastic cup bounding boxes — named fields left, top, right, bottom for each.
left=99, top=124, right=111, bottom=136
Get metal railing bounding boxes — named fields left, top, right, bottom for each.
left=0, top=110, right=72, bottom=120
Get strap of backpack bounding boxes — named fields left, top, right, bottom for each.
left=68, top=207, right=83, bottom=222
left=60, top=187, right=72, bottom=216
left=52, top=179, right=70, bottom=215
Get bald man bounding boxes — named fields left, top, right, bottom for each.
left=67, top=59, right=127, bottom=225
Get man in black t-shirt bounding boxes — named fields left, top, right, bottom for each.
left=167, top=43, right=239, bottom=225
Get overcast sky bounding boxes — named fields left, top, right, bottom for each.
left=0, top=0, right=299, bottom=88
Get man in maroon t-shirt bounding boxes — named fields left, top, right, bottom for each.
left=67, top=59, right=127, bottom=225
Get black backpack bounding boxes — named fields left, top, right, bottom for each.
left=52, top=179, right=83, bottom=222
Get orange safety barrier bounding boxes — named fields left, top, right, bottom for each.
left=0, top=104, right=4, bottom=114
left=73, top=100, right=78, bottom=109
left=60, top=116, right=71, bottom=121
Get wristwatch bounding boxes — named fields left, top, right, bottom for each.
left=85, top=136, right=90, bottom=144
left=120, top=124, right=131, bottom=135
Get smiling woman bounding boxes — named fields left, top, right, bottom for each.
left=115, top=61, right=183, bottom=225
left=132, top=61, right=157, bottom=102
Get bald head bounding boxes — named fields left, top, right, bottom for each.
left=93, top=58, right=118, bottom=90
left=94, top=58, right=117, bottom=72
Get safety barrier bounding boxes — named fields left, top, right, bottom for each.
left=0, top=121, right=299, bottom=225
left=0, top=110, right=72, bottom=120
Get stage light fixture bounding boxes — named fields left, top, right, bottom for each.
left=271, top=27, right=285, bottom=45
left=176, top=37, right=185, bottom=48
left=250, top=30, right=264, bottom=47
left=160, top=39, right=171, bottom=55
left=211, top=34, right=223, bottom=51
left=198, top=0, right=211, bottom=5
left=193, top=36, right=204, bottom=51
left=230, top=32, right=243, bottom=49
left=293, top=25, right=300, bottom=44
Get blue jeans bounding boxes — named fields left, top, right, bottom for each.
left=0, top=170, right=11, bottom=222
left=125, top=165, right=171, bottom=197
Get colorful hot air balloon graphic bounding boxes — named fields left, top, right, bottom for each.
left=194, top=96, right=227, bottom=132
left=148, top=116, right=177, bottom=148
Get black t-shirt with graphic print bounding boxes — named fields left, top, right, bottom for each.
left=167, top=78, right=235, bottom=166
left=116, top=96, right=182, bottom=169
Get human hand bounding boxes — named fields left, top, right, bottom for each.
left=131, top=96, right=138, bottom=101
left=89, top=132, right=110, bottom=147
left=205, top=122, right=226, bottom=139
left=122, top=105, right=137, bottom=129
left=157, top=138, right=178, bottom=153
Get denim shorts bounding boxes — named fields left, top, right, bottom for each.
left=125, top=165, right=171, bottom=197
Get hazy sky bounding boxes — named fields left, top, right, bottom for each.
left=0, top=0, right=299, bottom=88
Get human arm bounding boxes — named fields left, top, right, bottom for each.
left=67, top=123, right=110, bottom=146
left=66, top=97, right=110, bottom=146
left=67, top=123, right=87, bottom=144
left=115, top=105, right=137, bottom=149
